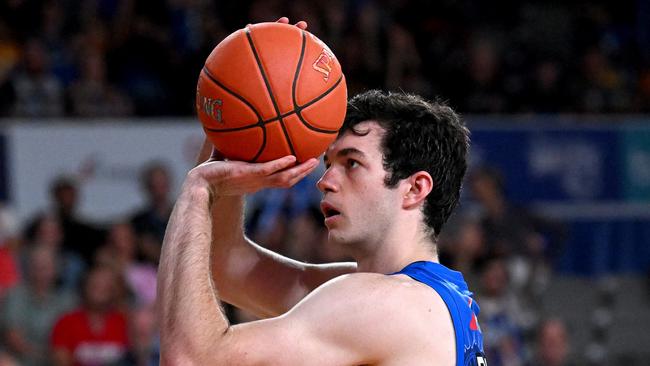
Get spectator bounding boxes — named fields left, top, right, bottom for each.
left=126, top=305, right=159, bottom=366
left=130, top=162, right=174, bottom=265
left=438, top=214, right=486, bottom=288
left=69, top=51, right=132, bottom=117
left=95, top=221, right=157, bottom=307
left=459, top=35, right=508, bottom=113
left=50, top=265, right=129, bottom=366
left=0, top=205, right=19, bottom=299
left=0, top=244, right=18, bottom=299
left=520, top=60, right=569, bottom=113
left=577, top=47, right=632, bottom=113
left=23, top=214, right=85, bottom=290
left=1, top=246, right=76, bottom=366
left=477, top=258, right=526, bottom=366
left=10, top=38, right=64, bottom=117
left=0, top=20, right=20, bottom=117
left=47, top=176, right=105, bottom=267
left=528, top=319, right=574, bottom=366
left=468, top=166, right=542, bottom=260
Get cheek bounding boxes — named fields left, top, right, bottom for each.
left=354, top=187, right=399, bottom=223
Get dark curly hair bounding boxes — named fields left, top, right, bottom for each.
left=340, top=90, right=469, bottom=239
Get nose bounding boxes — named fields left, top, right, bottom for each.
left=317, top=168, right=338, bottom=193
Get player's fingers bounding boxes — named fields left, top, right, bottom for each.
left=270, top=158, right=318, bottom=187
left=276, top=17, right=290, bottom=24
left=286, top=159, right=319, bottom=186
left=294, top=21, right=308, bottom=30
left=255, top=155, right=297, bottom=176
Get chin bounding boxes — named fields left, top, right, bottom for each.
left=328, top=229, right=365, bottom=248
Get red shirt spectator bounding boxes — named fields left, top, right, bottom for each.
left=51, top=265, right=129, bottom=366
left=51, top=309, right=128, bottom=366
left=0, top=245, right=19, bottom=296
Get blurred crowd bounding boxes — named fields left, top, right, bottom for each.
left=0, top=162, right=171, bottom=366
left=1, top=0, right=650, bottom=118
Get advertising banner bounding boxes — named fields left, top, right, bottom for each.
left=7, top=121, right=204, bottom=223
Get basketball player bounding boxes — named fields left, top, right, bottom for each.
left=157, top=19, right=486, bottom=366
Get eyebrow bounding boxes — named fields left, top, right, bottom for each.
left=323, top=147, right=366, bottom=164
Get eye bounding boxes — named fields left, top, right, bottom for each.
left=346, top=159, right=360, bottom=169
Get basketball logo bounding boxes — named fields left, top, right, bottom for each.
left=312, top=48, right=335, bottom=82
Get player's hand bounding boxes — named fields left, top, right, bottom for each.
left=188, top=155, right=319, bottom=196
left=276, top=17, right=308, bottom=30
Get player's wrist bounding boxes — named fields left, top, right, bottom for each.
left=184, top=170, right=215, bottom=200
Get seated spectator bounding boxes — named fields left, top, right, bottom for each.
left=468, top=166, right=540, bottom=260
left=438, top=214, right=486, bottom=288
left=477, top=258, right=527, bottom=366
left=130, top=162, right=174, bottom=265
left=10, top=38, right=64, bottom=117
left=468, top=166, right=562, bottom=310
left=69, top=51, right=132, bottom=117
left=47, top=176, right=105, bottom=267
left=0, top=20, right=20, bottom=117
left=95, top=221, right=157, bottom=307
left=1, top=246, right=76, bottom=366
left=50, top=265, right=129, bottom=366
left=126, top=304, right=159, bottom=366
left=23, top=214, right=85, bottom=290
left=528, top=319, right=574, bottom=366
left=0, top=244, right=18, bottom=300
left=0, top=204, right=19, bottom=299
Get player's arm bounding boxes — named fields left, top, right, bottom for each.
left=158, top=160, right=368, bottom=364
left=161, top=219, right=398, bottom=366
left=194, top=138, right=356, bottom=318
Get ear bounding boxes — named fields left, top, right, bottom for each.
left=401, top=171, right=434, bottom=210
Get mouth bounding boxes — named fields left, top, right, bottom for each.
left=320, top=202, right=342, bottom=220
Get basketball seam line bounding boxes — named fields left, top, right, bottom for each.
left=201, top=67, right=264, bottom=124
left=201, top=66, right=268, bottom=161
left=202, top=96, right=343, bottom=133
left=295, top=77, right=344, bottom=134
left=204, top=109, right=340, bottom=134
left=245, top=27, right=297, bottom=161
left=292, top=30, right=345, bottom=134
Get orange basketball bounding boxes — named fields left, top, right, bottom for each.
left=196, top=22, right=347, bottom=162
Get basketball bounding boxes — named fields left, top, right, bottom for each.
left=195, top=22, right=347, bottom=162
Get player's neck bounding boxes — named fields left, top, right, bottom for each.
left=355, top=227, right=438, bottom=274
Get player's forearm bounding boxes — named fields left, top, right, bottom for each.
left=208, top=195, right=296, bottom=317
left=158, top=174, right=229, bottom=362
left=209, top=194, right=356, bottom=318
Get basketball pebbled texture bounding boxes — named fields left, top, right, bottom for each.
left=196, top=22, right=347, bottom=162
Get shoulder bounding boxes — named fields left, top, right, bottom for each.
left=217, top=272, right=456, bottom=365
left=308, top=272, right=451, bottom=315
left=295, top=272, right=455, bottom=346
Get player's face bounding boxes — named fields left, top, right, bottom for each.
left=318, top=121, right=403, bottom=247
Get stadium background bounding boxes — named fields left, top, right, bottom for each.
left=0, top=0, right=649, bottom=365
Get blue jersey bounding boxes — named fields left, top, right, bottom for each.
left=391, top=261, right=487, bottom=366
